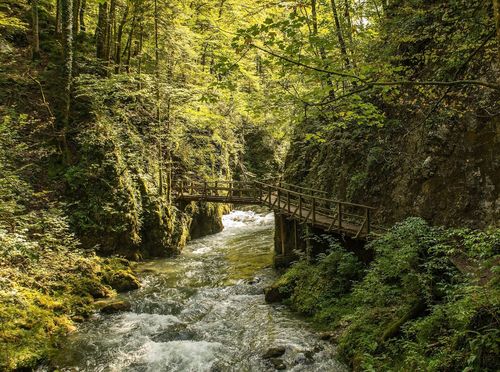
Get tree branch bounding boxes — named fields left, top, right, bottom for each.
left=250, top=43, right=366, bottom=82
left=251, top=43, right=500, bottom=91
left=306, top=85, right=372, bottom=106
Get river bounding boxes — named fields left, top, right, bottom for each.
left=46, top=210, right=345, bottom=371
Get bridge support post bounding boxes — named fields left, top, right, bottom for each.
left=273, top=212, right=300, bottom=268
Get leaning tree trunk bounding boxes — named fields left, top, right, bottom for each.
left=312, top=0, right=334, bottom=95
left=61, top=0, right=73, bottom=163
left=32, top=0, right=40, bottom=59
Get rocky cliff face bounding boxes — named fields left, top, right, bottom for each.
left=284, top=113, right=499, bottom=229
left=184, top=202, right=228, bottom=239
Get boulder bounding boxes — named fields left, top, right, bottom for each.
left=106, top=270, right=140, bottom=292
left=95, top=299, right=131, bottom=314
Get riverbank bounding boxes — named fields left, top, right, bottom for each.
left=267, top=218, right=499, bottom=371
left=0, top=238, right=140, bottom=370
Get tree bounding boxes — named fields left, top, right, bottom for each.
left=96, top=2, right=108, bottom=59
left=61, top=0, right=73, bottom=162
left=31, top=0, right=40, bottom=59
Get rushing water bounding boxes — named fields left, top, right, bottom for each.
left=47, top=210, right=345, bottom=371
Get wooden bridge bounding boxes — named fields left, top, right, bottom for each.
left=174, top=180, right=381, bottom=239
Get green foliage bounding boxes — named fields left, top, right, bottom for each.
left=279, top=236, right=364, bottom=320
left=0, top=109, right=140, bottom=371
left=273, top=218, right=499, bottom=371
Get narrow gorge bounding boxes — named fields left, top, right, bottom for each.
left=0, top=0, right=498, bottom=371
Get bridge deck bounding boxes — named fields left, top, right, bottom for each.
left=174, top=180, right=380, bottom=239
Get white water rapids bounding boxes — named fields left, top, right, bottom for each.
left=44, top=210, right=346, bottom=371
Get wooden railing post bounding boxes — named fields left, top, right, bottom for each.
left=215, top=181, right=218, bottom=196
left=312, top=197, right=316, bottom=224
left=277, top=188, right=281, bottom=208
left=229, top=181, right=232, bottom=199
left=259, top=183, right=263, bottom=202
left=338, top=203, right=342, bottom=229
left=190, top=181, right=194, bottom=195
left=268, top=185, right=271, bottom=208
left=299, top=195, right=302, bottom=219
left=180, top=181, right=184, bottom=196
left=287, top=190, right=291, bottom=213
left=366, top=208, right=371, bottom=235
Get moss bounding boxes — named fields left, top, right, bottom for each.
left=102, top=268, right=140, bottom=292
left=0, top=251, right=140, bottom=371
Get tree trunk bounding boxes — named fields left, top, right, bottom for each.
left=124, top=15, right=136, bottom=73
left=343, top=0, right=356, bottom=68
left=329, top=0, right=351, bottom=68
left=61, top=0, right=73, bottom=163
left=107, top=0, right=117, bottom=62
left=32, top=0, right=40, bottom=59
left=494, top=0, right=500, bottom=61
left=56, top=0, right=62, bottom=35
left=115, top=4, right=129, bottom=72
left=218, top=0, right=226, bottom=18
left=311, top=0, right=328, bottom=62
left=138, top=22, right=143, bottom=83
left=79, top=0, right=86, bottom=32
left=344, top=0, right=354, bottom=47
left=72, top=0, right=80, bottom=35
left=311, top=0, right=334, bottom=96
left=96, top=2, right=108, bottom=59
left=154, top=0, right=164, bottom=196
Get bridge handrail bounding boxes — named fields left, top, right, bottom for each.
left=253, top=181, right=377, bottom=210
left=174, top=178, right=379, bottom=237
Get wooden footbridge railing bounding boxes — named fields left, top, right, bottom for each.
left=174, top=180, right=381, bottom=239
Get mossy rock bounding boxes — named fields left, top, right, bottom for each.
left=264, top=276, right=293, bottom=303
left=104, top=270, right=140, bottom=292
left=99, top=257, right=140, bottom=292
left=94, top=299, right=132, bottom=313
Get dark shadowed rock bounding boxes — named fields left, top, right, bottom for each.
left=270, top=358, right=286, bottom=370
left=263, top=346, right=286, bottom=359
left=264, top=285, right=287, bottom=303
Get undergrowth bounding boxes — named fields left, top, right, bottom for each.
left=275, top=218, right=499, bottom=371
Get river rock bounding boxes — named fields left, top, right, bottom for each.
left=107, top=270, right=141, bottom=292
left=269, top=358, right=286, bottom=370
left=263, top=346, right=286, bottom=359
left=318, top=332, right=335, bottom=341
left=95, top=299, right=131, bottom=313
left=264, top=285, right=287, bottom=303
left=247, top=277, right=261, bottom=285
